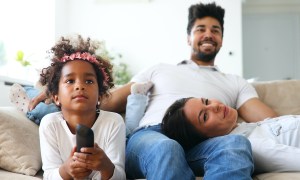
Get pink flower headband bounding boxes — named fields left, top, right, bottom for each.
left=60, top=52, right=110, bottom=85
left=60, top=52, right=99, bottom=64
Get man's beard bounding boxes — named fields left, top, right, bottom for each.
left=196, top=50, right=218, bottom=62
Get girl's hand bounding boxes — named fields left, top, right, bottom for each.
left=73, top=143, right=115, bottom=179
left=60, top=147, right=92, bottom=180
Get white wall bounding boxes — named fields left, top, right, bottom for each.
left=55, top=0, right=243, bottom=76
left=242, top=0, right=300, bottom=81
left=0, top=0, right=55, bottom=83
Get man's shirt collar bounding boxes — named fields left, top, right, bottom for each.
left=177, top=60, right=220, bottom=71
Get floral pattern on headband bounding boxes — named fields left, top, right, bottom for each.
left=60, top=52, right=109, bottom=84
left=60, top=52, right=99, bottom=65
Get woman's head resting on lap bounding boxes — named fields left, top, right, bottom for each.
left=161, top=97, right=238, bottom=149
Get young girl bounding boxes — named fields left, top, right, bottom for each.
left=38, top=35, right=126, bottom=180
left=161, top=97, right=300, bottom=173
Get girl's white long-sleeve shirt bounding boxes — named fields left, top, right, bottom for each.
left=39, top=111, right=126, bottom=180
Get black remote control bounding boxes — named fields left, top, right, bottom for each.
left=76, top=124, right=94, bottom=152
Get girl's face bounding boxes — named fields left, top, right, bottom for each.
left=183, top=98, right=238, bottom=137
left=53, top=60, right=99, bottom=113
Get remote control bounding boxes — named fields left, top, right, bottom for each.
left=76, top=124, right=94, bottom=152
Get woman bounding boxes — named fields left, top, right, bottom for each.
left=161, top=97, right=300, bottom=173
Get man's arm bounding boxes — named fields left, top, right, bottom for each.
left=100, top=82, right=134, bottom=113
left=238, top=97, right=278, bottom=123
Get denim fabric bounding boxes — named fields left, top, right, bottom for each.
left=125, top=124, right=254, bottom=180
left=187, top=134, right=254, bottom=180
left=24, top=86, right=59, bottom=125
left=125, top=94, right=147, bottom=136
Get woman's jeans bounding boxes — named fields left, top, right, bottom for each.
left=24, top=86, right=59, bottom=125
left=125, top=124, right=254, bottom=180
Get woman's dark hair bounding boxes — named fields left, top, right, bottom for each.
left=161, top=97, right=208, bottom=150
left=40, top=35, right=114, bottom=108
left=187, top=2, right=225, bottom=36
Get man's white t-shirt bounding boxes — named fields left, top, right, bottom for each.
left=131, top=60, right=258, bottom=127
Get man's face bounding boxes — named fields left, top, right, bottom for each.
left=188, top=16, right=223, bottom=65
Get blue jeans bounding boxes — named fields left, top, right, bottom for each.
left=125, top=94, right=147, bottom=136
left=24, top=86, right=59, bottom=125
left=125, top=124, right=254, bottom=180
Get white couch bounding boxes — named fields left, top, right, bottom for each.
left=1, top=79, right=300, bottom=180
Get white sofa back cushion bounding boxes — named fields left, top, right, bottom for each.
left=252, top=79, right=300, bottom=116
left=0, top=107, right=41, bottom=176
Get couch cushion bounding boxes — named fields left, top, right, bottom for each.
left=252, top=79, right=300, bottom=115
left=0, top=168, right=42, bottom=180
left=253, top=172, right=300, bottom=180
left=0, top=107, right=41, bottom=176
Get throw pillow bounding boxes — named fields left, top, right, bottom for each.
left=0, top=107, right=41, bottom=176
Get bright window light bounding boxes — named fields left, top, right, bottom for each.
left=0, top=0, right=55, bottom=83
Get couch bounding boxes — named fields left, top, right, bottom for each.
left=1, top=79, right=300, bottom=180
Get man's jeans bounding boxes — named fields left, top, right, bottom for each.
left=125, top=124, right=254, bottom=180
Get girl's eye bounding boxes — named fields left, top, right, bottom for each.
left=66, top=80, right=74, bottom=84
left=86, top=80, right=94, bottom=84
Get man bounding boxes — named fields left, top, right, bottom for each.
left=101, top=2, right=277, bottom=180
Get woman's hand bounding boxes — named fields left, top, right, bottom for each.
left=73, top=143, right=115, bottom=180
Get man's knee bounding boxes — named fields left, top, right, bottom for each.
left=225, top=134, right=252, bottom=150
left=155, top=138, right=185, bottom=156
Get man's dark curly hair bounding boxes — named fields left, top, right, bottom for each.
left=187, top=2, right=225, bottom=36
left=40, top=35, right=114, bottom=106
left=161, top=97, right=208, bottom=150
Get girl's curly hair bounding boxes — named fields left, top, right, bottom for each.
left=40, top=35, right=114, bottom=101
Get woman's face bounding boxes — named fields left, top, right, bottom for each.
left=183, top=98, right=238, bottom=137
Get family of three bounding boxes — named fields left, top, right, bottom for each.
left=8, top=2, right=300, bottom=180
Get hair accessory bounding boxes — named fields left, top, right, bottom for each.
left=100, top=67, right=109, bottom=85
left=60, top=52, right=99, bottom=65
left=60, top=52, right=109, bottom=84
